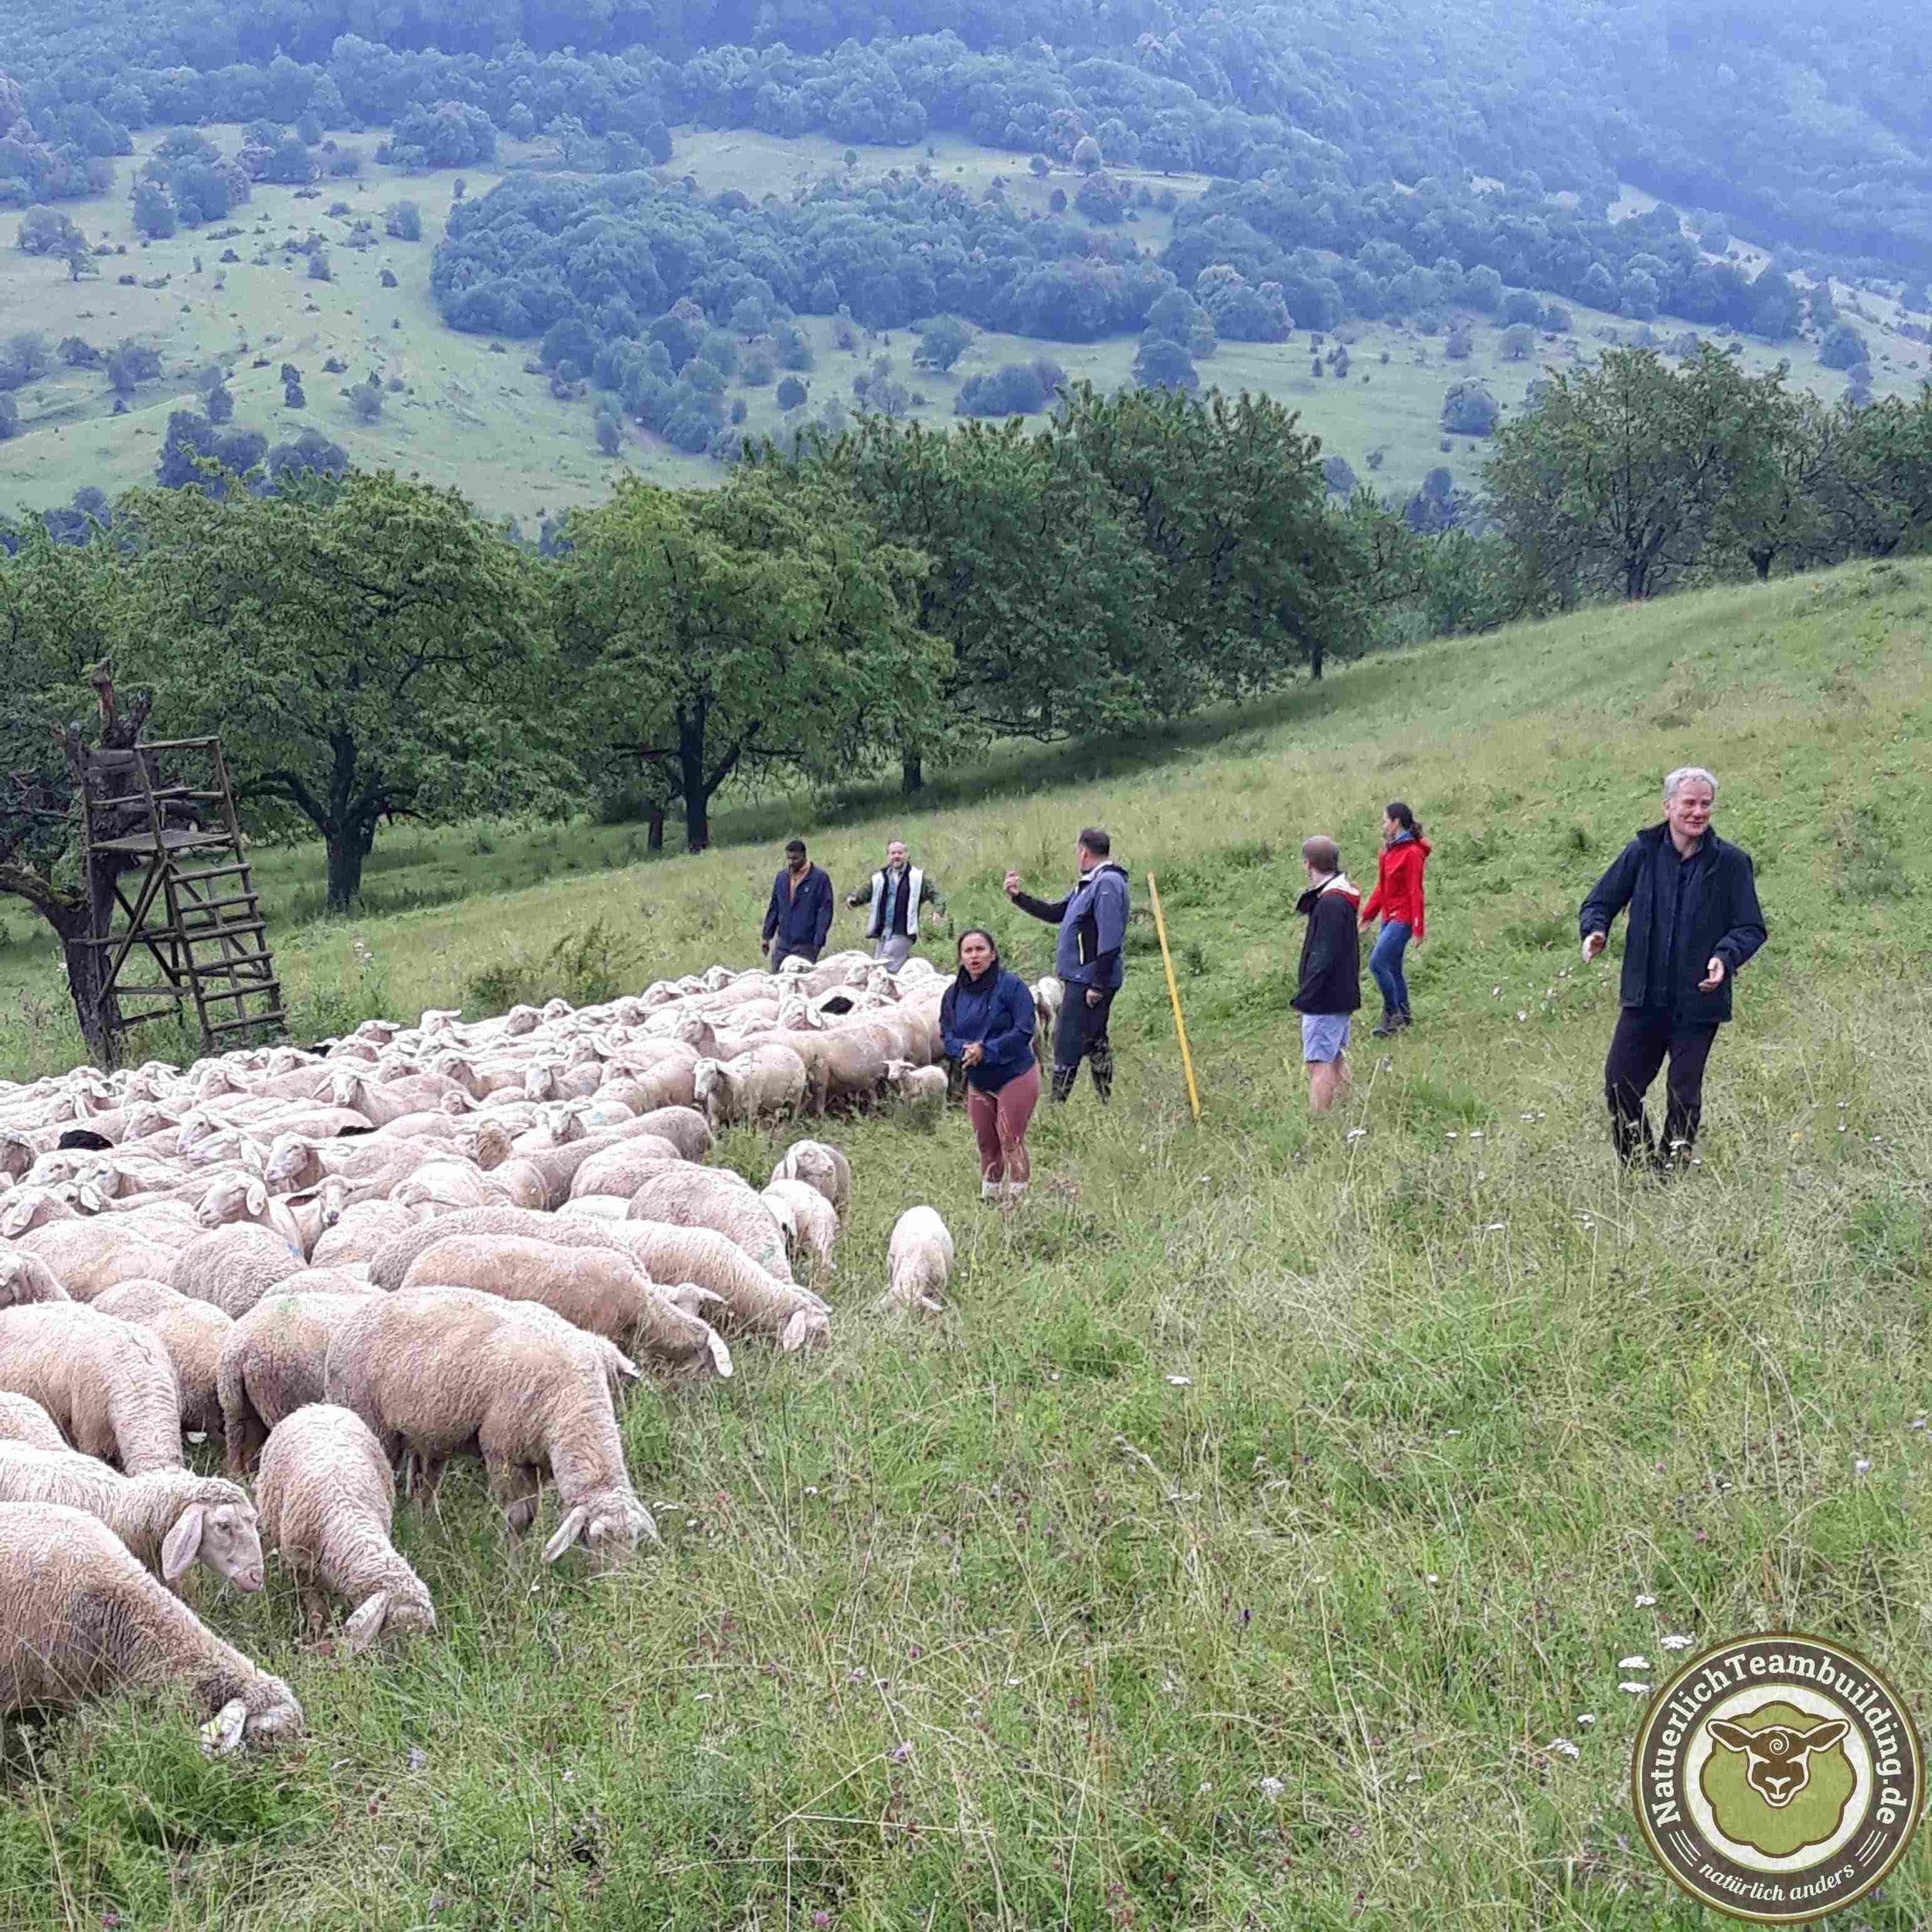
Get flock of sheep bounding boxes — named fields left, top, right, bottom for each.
left=0, top=948, right=1008, bottom=1757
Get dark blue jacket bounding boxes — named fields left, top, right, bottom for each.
left=940, top=966, right=1038, bottom=1093
left=1012, top=862, right=1130, bottom=990
left=1580, top=824, right=1766, bottom=1023
left=762, top=863, right=834, bottom=955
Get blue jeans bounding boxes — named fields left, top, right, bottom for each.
left=1369, top=921, right=1411, bottom=1015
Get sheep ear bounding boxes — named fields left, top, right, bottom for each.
left=1708, top=1720, right=1753, bottom=1753
left=706, top=1329, right=735, bottom=1379
left=245, top=1179, right=268, bottom=1216
left=161, top=1505, right=206, bottom=1582
left=341, top=1591, right=391, bottom=1652
left=200, top=1697, right=250, bottom=1757
left=542, top=1505, right=590, bottom=1563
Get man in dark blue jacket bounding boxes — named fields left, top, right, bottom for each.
left=1005, top=825, right=1131, bottom=1103
left=761, top=838, right=835, bottom=971
left=1580, top=767, right=1767, bottom=1170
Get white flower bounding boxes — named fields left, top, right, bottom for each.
left=1166, top=1374, right=1192, bottom=1386
left=1404, top=1771, right=1422, bottom=1784
left=1549, top=1737, right=1581, bottom=1760
left=1258, top=1776, right=1285, bottom=1801
left=1618, top=1655, right=1651, bottom=1670
left=1484, top=1222, right=1506, bottom=1232
left=1516, top=1010, right=1528, bottom=1022
left=1634, top=1594, right=1657, bottom=1607
left=1425, top=1573, right=1440, bottom=1584
left=1577, top=1713, right=1597, bottom=1727
left=1345, top=1127, right=1367, bottom=1141
left=1911, top=1415, right=1927, bottom=1432
left=1661, top=1634, right=1693, bottom=1651
left=889, top=1741, right=913, bottom=1764
left=1855, top=1458, right=1872, bottom=1475
left=1620, top=1681, right=1651, bottom=1696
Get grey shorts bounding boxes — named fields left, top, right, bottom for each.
left=872, top=934, right=913, bottom=971
left=1301, top=1013, right=1352, bottom=1063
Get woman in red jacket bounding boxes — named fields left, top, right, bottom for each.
left=1360, top=801, right=1430, bottom=1037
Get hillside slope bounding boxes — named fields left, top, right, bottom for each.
left=2, top=563, right=1929, bottom=1928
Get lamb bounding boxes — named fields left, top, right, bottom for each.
left=16, top=1219, right=182, bottom=1301
left=0, top=1392, right=65, bottom=1451
left=218, top=1290, right=384, bottom=1475
left=0, top=1303, right=182, bottom=1472
left=770, top=1140, right=852, bottom=1220
left=881, top=1206, right=954, bottom=1315
left=169, top=1222, right=307, bottom=1319
left=0, top=1250, right=70, bottom=1308
left=0, top=1444, right=264, bottom=1591
left=399, top=1236, right=730, bottom=1379
left=91, top=1281, right=233, bottom=1440
left=625, top=1168, right=794, bottom=1282
left=0, top=1502, right=301, bottom=1751
left=761, top=1179, right=840, bottom=1277
left=254, top=1405, right=435, bottom=1650
left=883, top=1059, right=948, bottom=1114
left=323, top=1288, right=657, bottom=1563
left=692, top=1046, right=809, bottom=1131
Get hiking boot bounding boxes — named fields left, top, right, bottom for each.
left=1370, top=1012, right=1401, bottom=1039
left=1394, top=1009, right=1413, bottom=1029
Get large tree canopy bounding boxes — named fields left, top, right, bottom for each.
left=124, top=470, right=556, bottom=909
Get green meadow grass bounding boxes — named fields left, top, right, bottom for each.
left=0, top=126, right=1918, bottom=521
left=1, top=560, right=1930, bottom=1927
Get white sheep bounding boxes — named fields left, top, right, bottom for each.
left=625, top=1168, right=795, bottom=1282
left=761, top=1179, right=840, bottom=1277
left=0, top=1444, right=264, bottom=1592
left=881, top=1206, right=954, bottom=1315
left=0, top=1391, right=66, bottom=1451
left=217, top=1289, right=383, bottom=1476
left=170, top=1222, right=307, bottom=1319
left=0, top=1502, right=302, bottom=1751
left=398, top=1235, right=730, bottom=1380
left=770, top=1140, right=852, bottom=1220
left=692, top=1045, right=809, bottom=1131
left=90, top=1281, right=233, bottom=1442
left=0, top=1250, right=70, bottom=1308
left=883, top=1059, right=948, bottom=1114
left=324, top=1287, right=657, bottom=1563
left=16, top=1218, right=183, bottom=1301
left=0, top=1302, right=183, bottom=1472
left=255, top=1404, right=435, bottom=1651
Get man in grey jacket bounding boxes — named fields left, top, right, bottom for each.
left=845, top=838, right=946, bottom=971
left=1005, top=825, right=1131, bottom=1103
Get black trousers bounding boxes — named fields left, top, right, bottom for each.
left=1052, top=985, right=1116, bottom=1103
left=1604, top=1005, right=1719, bottom=1165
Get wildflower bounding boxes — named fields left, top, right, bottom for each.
left=1484, top=1222, right=1506, bottom=1232
left=1911, top=1416, right=1927, bottom=1431
left=406, top=1745, right=428, bottom=1770
left=1661, top=1634, right=1693, bottom=1651
left=1166, top=1374, right=1192, bottom=1387
left=1425, top=1573, right=1440, bottom=1584
left=1855, top=1458, right=1872, bottom=1475
left=1619, top=1682, right=1651, bottom=1695
left=813, top=1913, right=832, bottom=1930
left=1618, top=1655, right=1650, bottom=1670
left=889, top=1741, right=913, bottom=1764
left=1258, top=1776, right=1285, bottom=1801
left=1577, top=1713, right=1597, bottom=1727
left=1345, top=1127, right=1367, bottom=1141
left=1404, top=1771, right=1422, bottom=1784
left=1634, top=1594, right=1657, bottom=1607
left=1515, top=1010, right=1528, bottom=1022
left=1549, top=1738, right=1581, bottom=1760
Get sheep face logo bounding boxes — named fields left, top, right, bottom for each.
left=1699, top=1705, right=1856, bottom=1856
left=1633, top=1634, right=1924, bottom=1924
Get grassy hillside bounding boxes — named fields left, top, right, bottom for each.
left=1, top=560, right=1928, bottom=1927
left=1, top=128, right=1922, bottom=519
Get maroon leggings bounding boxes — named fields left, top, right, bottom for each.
left=965, top=1063, right=1040, bottom=1184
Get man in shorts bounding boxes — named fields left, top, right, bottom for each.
left=1292, top=835, right=1362, bottom=1114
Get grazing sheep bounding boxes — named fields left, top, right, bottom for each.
left=883, top=1060, right=948, bottom=1114
left=0, top=1250, right=70, bottom=1308
left=91, top=1281, right=233, bottom=1440
left=626, top=1168, right=794, bottom=1282
left=761, top=1179, right=840, bottom=1277
left=0, top=1502, right=301, bottom=1750
left=0, top=1188, right=78, bottom=1237
left=17, top=1219, right=183, bottom=1301
left=170, top=1223, right=307, bottom=1319
left=692, top=1046, right=809, bottom=1130
left=0, top=1303, right=183, bottom=1472
left=882, top=1206, right=954, bottom=1315
left=308, top=1199, right=424, bottom=1271
left=566, top=1138, right=686, bottom=1201
left=0, top=1392, right=65, bottom=1451
left=399, top=1235, right=730, bottom=1379
left=628, top=1106, right=713, bottom=1162
left=218, top=1291, right=384, bottom=1476
left=0, top=1444, right=263, bottom=1591
left=770, top=1140, right=852, bottom=1219
left=323, top=1288, right=656, bottom=1563
left=255, top=1404, right=435, bottom=1650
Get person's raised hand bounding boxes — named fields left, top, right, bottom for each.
left=1699, top=955, right=1726, bottom=993
left=1581, top=930, right=1607, bottom=964
left=1003, top=870, right=1022, bottom=899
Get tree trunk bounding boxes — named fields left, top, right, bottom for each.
left=646, top=804, right=665, bottom=852
left=901, top=751, right=923, bottom=794
left=678, top=709, right=713, bottom=853
left=1308, top=641, right=1324, bottom=681
left=52, top=904, right=117, bottom=1067
left=325, top=836, right=364, bottom=911
left=1752, top=549, right=1773, bottom=581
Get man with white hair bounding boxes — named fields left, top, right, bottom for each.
left=1580, top=766, right=1767, bottom=1171
left=845, top=837, right=945, bottom=972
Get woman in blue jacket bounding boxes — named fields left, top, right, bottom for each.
left=939, top=929, right=1040, bottom=1204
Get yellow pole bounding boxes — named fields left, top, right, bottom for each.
left=1146, top=872, right=1202, bottom=1124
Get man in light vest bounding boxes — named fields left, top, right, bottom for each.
left=846, top=838, right=946, bottom=972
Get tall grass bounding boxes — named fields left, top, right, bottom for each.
left=1, top=560, right=1929, bottom=1927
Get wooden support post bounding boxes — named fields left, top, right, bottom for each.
left=1146, top=872, right=1201, bottom=1125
